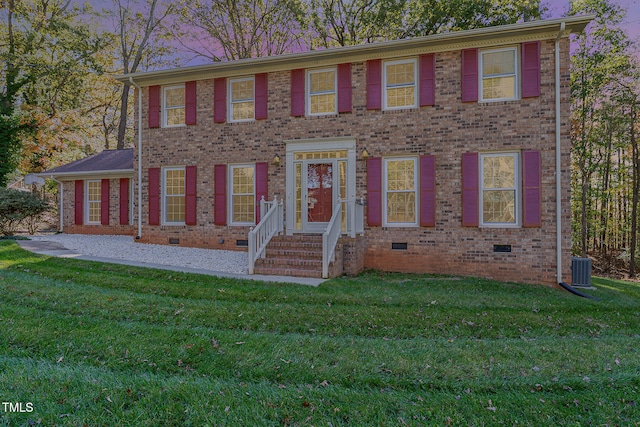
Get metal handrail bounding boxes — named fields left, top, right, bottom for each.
left=248, top=195, right=283, bottom=274
left=322, top=201, right=343, bottom=279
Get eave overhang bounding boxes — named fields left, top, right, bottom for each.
left=115, top=15, right=593, bottom=87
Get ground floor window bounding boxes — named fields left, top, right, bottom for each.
left=383, top=157, right=418, bottom=227
left=480, top=152, right=519, bottom=226
left=230, top=164, right=255, bottom=225
left=86, top=180, right=101, bottom=224
left=163, top=167, right=185, bottom=224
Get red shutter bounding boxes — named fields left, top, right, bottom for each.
left=420, top=155, right=436, bottom=227
left=255, top=73, right=268, bottom=120
left=214, top=164, right=227, bottom=226
left=461, top=49, right=478, bottom=103
left=522, top=150, right=542, bottom=227
left=185, top=166, right=197, bottom=226
left=337, top=63, right=352, bottom=113
left=366, top=60, right=382, bottom=110
left=367, top=157, right=382, bottom=226
left=148, top=168, right=160, bottom=226
left=522, top=41, right=541, bottom=98
left=74, top=180, right=83, bottom=225
left=255, top=162, right=268, bottom=223
left=419, top=54, right=436, bottom=107
left=148, top=85, right=160, bottom=128
left=120, top=178, right=129, bottom=225
left=185, top=81, right=197, bottom=125
left=214, top=78, right=227, bottom=123
left=461, top=152, right=479, bottom=226
left=101, top=179, right=110, bottom=225
left=290, top=69, right=305, bottom=117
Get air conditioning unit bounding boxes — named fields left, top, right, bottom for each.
left=571, top=257, right=592, bottom=287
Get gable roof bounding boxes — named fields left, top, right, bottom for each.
left=115, top=15, right=594, bottom=87
left=39, top=149, right=134, bottom=179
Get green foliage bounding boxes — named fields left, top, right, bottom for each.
left=0, top=113, right=24, bottom=187
left=1, top=244, right=639, bottom=425
left=0, top=188, right=52, bottom=236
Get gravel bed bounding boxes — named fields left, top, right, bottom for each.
left=29, top=234, right=249, bottom=274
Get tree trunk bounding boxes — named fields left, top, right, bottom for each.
left=116, top=84, right=131, bottom=150
left=629, top=102, right=638, bottom=277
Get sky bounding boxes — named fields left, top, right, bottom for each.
left=545, top=0, right=640, bottom=41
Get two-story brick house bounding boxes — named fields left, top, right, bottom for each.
left=48, top=16, right=591, bottom=284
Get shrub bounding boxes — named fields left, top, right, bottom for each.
left=0, top=188, right=52, bottom=236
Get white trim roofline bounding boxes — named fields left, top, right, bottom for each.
left=37, top=169, right=135, bottom=181
left=114, top=15, right=594, bottom=87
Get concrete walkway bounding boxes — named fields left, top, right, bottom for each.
left=16, top=239, right=324, bottom=287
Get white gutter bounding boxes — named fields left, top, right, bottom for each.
left=49, top=176, right=64, bottom=232
left=555, top=22, right=566, bottom=284
left=129, top=77, right=143, bottom=240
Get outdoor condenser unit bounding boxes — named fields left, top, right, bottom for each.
left=571, top=257, right=592, bottom=287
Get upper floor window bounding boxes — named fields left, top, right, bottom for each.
left=229, top=77, right=255, bottom=122
left=163, top=85, right=185, bottom=127
left=307, top=68, right=336, bottom=115
left=383, top=59, right=417, bottom=110
left=480, top=152, right=519, bottom=226
left=86, top=180, right=101, bottom=224
left=230, top=164, right=255, bottom=225
left=480, top=47, right=518, bottom=102
left=383, top=157, right=418, bottom=227
left=163, top=167, right=185, bottom=224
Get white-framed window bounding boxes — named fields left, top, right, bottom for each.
left=480, top=47, right=519, bottom=102
left=383, top=58, right=418, bottom=110
left=163, top=85, right=185, bottom=127
left=163, top=167, right=185, bottom=224
left=383, top=157, right=418, bottom=227
left=229, top=77, right=255, bottom=122
left=480, top=152, right=520, bottom=227
left=85, top=180, right=101, bottom=224
left=307, top=68, right=337, bottom=115
left=229, top=164, right=255, bottom=225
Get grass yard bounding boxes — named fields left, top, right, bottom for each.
left=1, top=240, right=639, bottom=426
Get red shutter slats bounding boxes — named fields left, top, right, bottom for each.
left=420, top=155, right=436, bottom=227
left=148, top=85, right=160, bottom=128
left=255, top=73, right=268, bottom=120
left=185, top=81, right=197, bottom=125
left=522, top=150, right=542, bottom=227
left=148, top=168, right=160, bottom=226
left=461, top=49, right=478, bottom=103
left=255, top=162, right=268, bottom=223
left=120, top=178, right=129, bottom=225
left=337, top=63, right=352, bottom=113
left=461, top=152, right=479, bottom=227
left=419, top=54, right=436, bottom=107
left=366, top=157, right=382, bottom=226
left=185, top=165, right=197, bottom=226
left=214, top=78, right=227, bottom=123
left=522, top=41, right=541, bottom=98
left=290, top=69, right=305, bottom=117
left=74, top=180, right=83, bottom=225
left=214, top=164, right=227, bottom=226
left=366, top=60, right=382, bottom=110
left=101, top=179, right=110, bottom=225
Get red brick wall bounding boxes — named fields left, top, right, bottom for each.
left=61, top=178, right=135, bottom=236
left=132, top=38, right=572, bottom=285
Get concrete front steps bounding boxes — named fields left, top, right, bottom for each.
left=252, top=234, right=343, bottom=278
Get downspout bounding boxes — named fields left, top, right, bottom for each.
left=50, top=176, right=63, bottom=232
left=555, top=22, right=566, bottom=284
left=129, top=77, right=143, bottom=240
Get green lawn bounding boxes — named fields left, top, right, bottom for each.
left=1, top=240, right=639, bottom=426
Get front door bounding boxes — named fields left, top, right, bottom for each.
left=303, top=161, right=335, bottom=232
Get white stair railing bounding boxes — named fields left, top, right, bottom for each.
left=248, top=195, right=283, bottom=274
left=322, top=202, right=343, bottom=279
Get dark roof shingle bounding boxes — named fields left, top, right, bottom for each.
left=42, top=149, right=134, bottom=175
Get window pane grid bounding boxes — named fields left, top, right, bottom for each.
left=481, top=49, right=517, bottom=100
left=164, top=169, right=185, bottom=223
left=309, top=70, right=336, bottom=115
left=385, top=61, right=416, bottom=109
left=231, top=78, right=255, bottom=121
left=164, top=86, right=185, bottom=126
left=481, top=154, right=518, bottom=225
left=385, top=159, right=417, bottom=225
left=87, top=181, right=101, bottom=223
left=231, top=166, right=255, bottom=224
